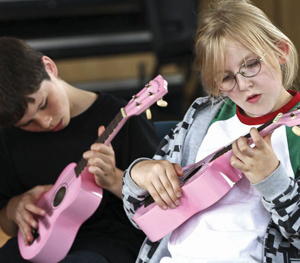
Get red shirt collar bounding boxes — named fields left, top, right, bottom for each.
left=236, top=90, right=300, bottom=125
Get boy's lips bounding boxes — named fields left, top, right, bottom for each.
left=246, top=94, right=261, bottom=103
left=53, top=120, right=63, bottom=132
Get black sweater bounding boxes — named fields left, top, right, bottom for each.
left=0, top=92, right=160, bottom=263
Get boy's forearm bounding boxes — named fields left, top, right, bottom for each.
left=107, top=168, right=123, bottom=199
left=0, top=205, right=18, bottom=237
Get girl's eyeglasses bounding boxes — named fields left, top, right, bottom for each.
left=219, top=57, right=263, bottom=92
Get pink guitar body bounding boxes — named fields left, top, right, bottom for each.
left=133, top=148, right=243, bottom=242
left=18, top=164, right=103, bottom=263
left=17, top=75, right=168, bottom=262
left=133, top=106, right=300, bottom=242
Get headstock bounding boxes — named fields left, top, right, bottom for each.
left=124, top=75, right=168, bottom=118
left=272, top=105, right=300, bottom=136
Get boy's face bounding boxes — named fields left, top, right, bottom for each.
left=221, top=40, right=292, bottom=117
left=14, top=77, right=71, bottom=132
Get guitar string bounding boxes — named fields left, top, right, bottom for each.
left=74, top=91, right=154, bottom=175
left=182, top=118, right=274, bottom=182
left=38, top=113, right=124, bottom=212
left=144, top=115, right=276, bottom=207
left=145, top=110, right=298, bottom=207
left=37, top=112, right=123, bottom=212
left=38, top=113, right=123, bottom=212
left=37, top=89, right=159, bottom=212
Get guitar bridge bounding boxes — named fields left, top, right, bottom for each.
left=29, top=227, right=40, bottom=245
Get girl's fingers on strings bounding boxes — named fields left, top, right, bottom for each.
left=250, top=127, right=269, bottom=149
left=231, top=140, right=246, bottom=170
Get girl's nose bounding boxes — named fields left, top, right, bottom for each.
left=235, top=73, right=252, bottom=91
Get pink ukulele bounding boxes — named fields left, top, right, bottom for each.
left=18, top=75, right=168, bottom=263
left=133, top=105, right=300, bottom=242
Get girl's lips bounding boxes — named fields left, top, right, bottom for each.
left=247, top=94, right=261, bottom=103
left=53, top=120, right=63, bottom=132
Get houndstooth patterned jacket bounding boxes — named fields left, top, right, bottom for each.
left=123, top=96, right=300, bottom=263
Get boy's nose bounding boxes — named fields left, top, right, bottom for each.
left=36, top=113, right=53, bottom=129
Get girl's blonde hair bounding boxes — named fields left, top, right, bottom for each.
left=194, top=0, right=299, bottom=96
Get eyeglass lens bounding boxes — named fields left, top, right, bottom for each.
left=220, top=58, right=262, bottom=91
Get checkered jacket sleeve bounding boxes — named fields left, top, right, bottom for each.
left=255, top=163, right=300, bottom=249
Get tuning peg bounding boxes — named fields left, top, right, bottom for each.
left=157, top=99, right=168, bottom=107
left=290, top=113, right=296, bottom=119
left=146, top=108, right=152, bottom=119
left=292, top=125, right=300, bottom=136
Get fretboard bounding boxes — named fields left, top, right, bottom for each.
left=74, top=110, right=124, bottom=177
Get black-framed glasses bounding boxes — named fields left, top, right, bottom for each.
left=219, top=57, right=263, bottom=92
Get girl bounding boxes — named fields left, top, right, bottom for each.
left=123, top=0, right=300, bottom=262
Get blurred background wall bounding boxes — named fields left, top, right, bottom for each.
left=0, top=0, right=299, bottom=121
left=0, top=0, right=300, bottom=247
left=200, top=0, right=300, bottom=61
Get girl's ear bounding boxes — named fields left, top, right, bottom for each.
left=41, top=56, right=58, bottom=77
left=277, top=40, right=290, bottom=65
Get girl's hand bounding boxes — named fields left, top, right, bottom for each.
left=231, top=127, right=279, bottom=184
left=131, top=160, right=183, bottom=210
left=83, top=126, right=123, bottom=197
left=7, top=185, right=52, bottom=246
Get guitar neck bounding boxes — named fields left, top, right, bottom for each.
left=74, top=110, right=126, bottom=177
left=210, top=118, right=274, bottom=162
left=182, top=118, right=276, bottom=182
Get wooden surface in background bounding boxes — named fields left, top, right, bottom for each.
left=55, top=1, right=300, bottom=98
left=55, top=52, right=183, bottom=85
left=0, top=228, right=10, bottom=247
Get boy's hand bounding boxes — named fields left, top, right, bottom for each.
left=83, top=126, right=123, bottom=197
left=7, top=185, right=52, bottom=246
left=131, top=160, right=183, bottom=210
left=231, top=127, right=279, bottom=184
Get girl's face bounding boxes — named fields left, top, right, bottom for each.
left=14, top=77, right=71, bottom=132
left=221, top=41, right=292, bottom=117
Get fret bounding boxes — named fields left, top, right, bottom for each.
left=74, top=110, right=123, bottom=177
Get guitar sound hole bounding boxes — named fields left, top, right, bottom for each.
left=53, top=187, right=66, bottom=207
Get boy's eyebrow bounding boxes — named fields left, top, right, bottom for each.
left=17, top=120, right=32, bottom=128
left=15, top=99, right=44, bottom=127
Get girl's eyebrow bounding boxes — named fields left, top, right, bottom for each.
left=222, top=53, right=257, bottom=74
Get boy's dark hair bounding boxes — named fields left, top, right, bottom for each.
left=0, top=37, right=50, bottom=127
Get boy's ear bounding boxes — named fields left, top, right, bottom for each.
left=277, top=40, right=290, bottom=65
left=42, top=56, right=58, bottom=77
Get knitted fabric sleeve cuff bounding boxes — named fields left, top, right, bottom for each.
left=252, top=162, right=292, bottom=201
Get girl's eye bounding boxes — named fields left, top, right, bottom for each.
left=245, top=59, right=259, bottom=68
left=222, top=75, right=234, bottom=82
